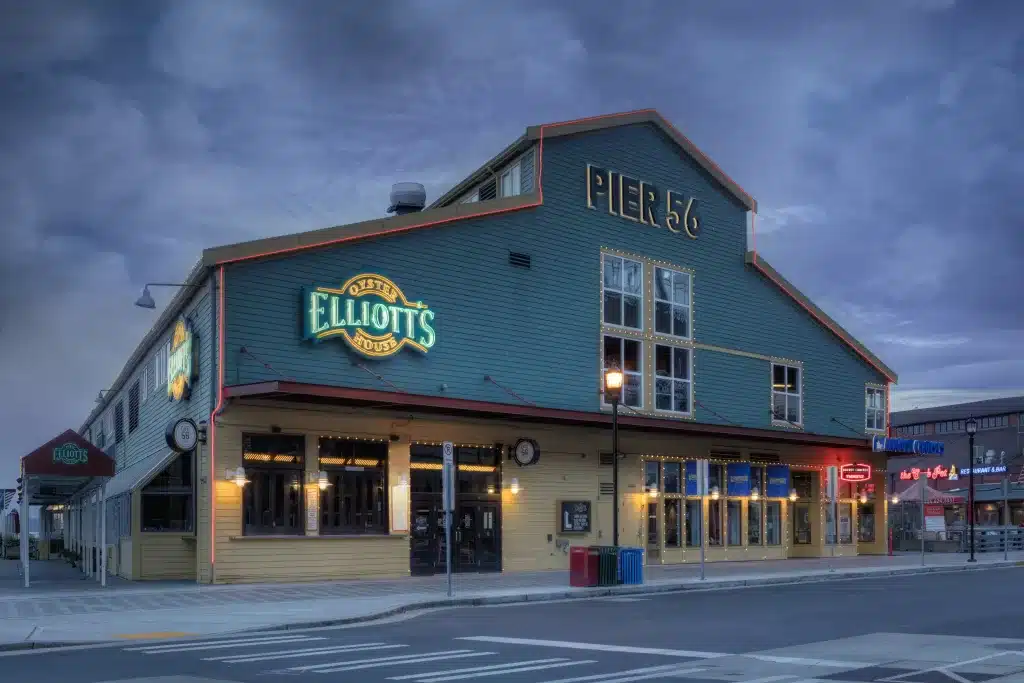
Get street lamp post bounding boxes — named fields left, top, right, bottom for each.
left=604, top=366, right=624, bottom=548
left=966, top=417, right=977, bottom=562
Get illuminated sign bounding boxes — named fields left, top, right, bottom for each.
left=871, top=436, right=944, bottom=456
left=839, top=463, right=872, bottom=482
left=52, top=443, right=88, bottom=466
left=585, top=164, right=701, bottom=239
left=960, top=465, right=1007, bottom=476
left=303, top=274, right=436, bottom=359
left=167, top=318, right=198, bottom=402
left=900, top=465, right=956, bottom=481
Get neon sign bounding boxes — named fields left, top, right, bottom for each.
left=839, top=463, right=872, bottom=482
left=303, top=274, right=436, bottom=359
left=168, top=318, right=198, bottom=402
left=872, top=436, right=944, bottom=455
left=52, top=443, right=88, bottom=466
left=900, top=465, right=956, bottom=481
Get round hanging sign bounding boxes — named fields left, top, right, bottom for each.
left=166, top=417, right=199, bottom=453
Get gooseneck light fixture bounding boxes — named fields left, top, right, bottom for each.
left=134, top=282, right=201, bottom=309
left=789, top=488, right=798, bottom=502
left=603, top=365, right=624, bottom=547
left=966, top=416, right=978, bottom=563
left=226, top=466, right=248, bottom=488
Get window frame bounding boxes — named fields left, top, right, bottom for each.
left=241, top=433, right=306, bottom=537
left=140, top=452, right=195, bottom=533
left=499, top=161, right=522, bottom=198
left=318, top=438, right=389, bottom=536
left=652, top=266, right=692, bottom=341
left=128, top=380, right=141, bottom=434
left=770, top=362, right=803, bottom=427
left=865, top=386, right=886, bottom=433
left=653, top=343, right=693, bottom=417
left=664, top=498, right=682, bottom=548
left=601, top=253, right=644, bottom=331
left=602, top=334, right=644, bottom=409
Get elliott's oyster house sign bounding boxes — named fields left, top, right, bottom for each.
left=303, top=274, right=436, bottom=359
left=52, top=443, right=89, bottom=465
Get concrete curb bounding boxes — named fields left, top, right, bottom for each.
left=3, top=560, right=1020, bottom=652
left=244, top=559, right=1024, bottom=634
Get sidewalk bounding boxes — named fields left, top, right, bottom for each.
left=2, top=552, right=1021, bottom=650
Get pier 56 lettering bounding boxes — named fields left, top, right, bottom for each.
left=303, top=274, right=436, bottom=359
left=585, top=164, right=701, bottom=239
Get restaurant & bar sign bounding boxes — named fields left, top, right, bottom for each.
left=303, top=274, right=436, bottom=359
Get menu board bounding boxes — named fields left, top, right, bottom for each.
left=559, top=500, right=592, bottom=534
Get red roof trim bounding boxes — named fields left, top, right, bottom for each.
left=224, top=381, right=871, bottom=449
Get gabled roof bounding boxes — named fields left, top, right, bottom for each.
left=84, top=110, right=895, bottom=426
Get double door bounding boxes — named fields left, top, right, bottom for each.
left=410, top=496, right=501, bottom=575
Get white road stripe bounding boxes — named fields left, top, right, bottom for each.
left=287, top=649, right=482, bottom=672
left=457, top=636, right=724, bottom=659
left=745, top=654, right=867, bottom=668
left=206, top=643, right=404, bottom=663
left=539, top=665, right=707, bottom=683
left=126, top=635, right=320, bottom=653
left=309, top=652, right=494, bottom=674
left=388, top=659, right=569, bottom=680
left=419, top=659, right=597, bottom=682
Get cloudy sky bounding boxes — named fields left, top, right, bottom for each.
left=1, top=0, right=1021, bottom=484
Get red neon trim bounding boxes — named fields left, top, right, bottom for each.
left=208, top=265, right=226, bottom=573
left=750, top=257, right=896, bottom=383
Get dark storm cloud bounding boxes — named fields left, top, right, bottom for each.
left=0, top=0, right=1021, bottom=482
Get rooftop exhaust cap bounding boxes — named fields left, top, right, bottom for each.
left=387, top=182, right=427, bottom=216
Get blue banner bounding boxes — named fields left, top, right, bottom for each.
left=726, top=463, right=751, bottom=497
left=871, top=435, right=944, bottom=456
left=685, top=461, right=698, bottom=496
left=766, top=465, right=790, bottom=498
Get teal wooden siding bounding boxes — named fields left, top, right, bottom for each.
left=224, top=123, right=889, bottom=438
left=89, top=283, right=215, bottom=480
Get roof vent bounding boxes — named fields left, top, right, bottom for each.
left=509, top=251, right=531, bottom=269
left=387, top=182, right=427, bottom=216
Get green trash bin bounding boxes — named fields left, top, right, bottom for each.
left=596, top=546, right=619, bottom=586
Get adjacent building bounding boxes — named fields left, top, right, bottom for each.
left=54, top=110, right=897, bottom=583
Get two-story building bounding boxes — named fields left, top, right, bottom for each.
left=63, top=110, right=898, bottom=584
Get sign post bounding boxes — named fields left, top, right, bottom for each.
left=826, top=466, right=838, bottom=572
left=696, top=459, right=708, bottom=581
left=441, top=441, right=455, bottom=598
left=920, top=474, right=926, bottom=566
left=1004, top=475, right=1010, bottom=561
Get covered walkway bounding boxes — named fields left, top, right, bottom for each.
left=12, top=429, right=115, bottom=588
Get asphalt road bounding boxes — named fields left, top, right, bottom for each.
left=6, top=568, right=1024, bottom=683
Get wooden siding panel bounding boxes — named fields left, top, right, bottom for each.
left=138, top=534, right=196, bottom=580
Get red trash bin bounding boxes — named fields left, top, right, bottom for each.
left=569, top=546, right=588, bottom=586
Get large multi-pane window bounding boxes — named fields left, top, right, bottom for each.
left=602, top=254, right=643, bottom=329
left=865, top=387, right=885, bottom=432
left=685, top=499, right=701, bottom=547
left=141, top=452, right=194, bottom=532
left=654, top=345, right=691, bottom=415
left=748, top=467, right=764, bottom=545
left=653, top=267, right=691, bottom=338
left=771, top=363, right=802, bottom=425
left=664, top=498, right=682, bottom=548
left=765, top=502, right=782, bottom=545
left=603, top=335, right=643, bottom=408
left=242, top=433, right=305, bottom=536
left=708, top=465, right=723, bottom=546
left=319, top=438, right=389, bottom=535
left=663, top=462, right=681, bottom=494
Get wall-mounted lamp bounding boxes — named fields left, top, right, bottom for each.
left=750, top=489, right=760, bottom=501
left=859, top=493, right=868, bottom=505
left=318, top=471, right=329, bottom=491
left=487, top=484, right=496, bottom=494
left=891, top=494, right=900, bottom=505
left=226, top=466, right=248, bottom=488
left=789, top=488, right=798, bottom=502
left=710, top=486, right=720, bottom=501
left=509, top=478, right=520, bottom=495
left=647, top=486, right=659, bottom=498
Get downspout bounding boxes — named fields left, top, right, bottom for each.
left=206, top=265, right=227, bottom=584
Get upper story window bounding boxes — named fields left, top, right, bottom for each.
left=771, top=363, right=802, bottom=426
left=980, top=415, right=1009, bottom=430
left=865, top=387, right=886, bottom=432
left=114, top=400, right=125, bottom=443
left=602, top=335, right=642, bottom=408
left=128, top=381, right=141, bottom=434
left=653, top=267, right=691, bottom=339
left=654, top=344, right=691, bottom=415
left=936, top=420, right=964, bottom=434
left=895, top=424, right=925, bottom=437
left=602, top=254, right=643, bottom=330
left=499, top=163, right=521, bottom=198
left=155, top=341, right=169, bottom=388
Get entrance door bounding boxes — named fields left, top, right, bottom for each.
left=455, top=502, right=501, bottom=573
left=410, top=498, right=447, bottom=576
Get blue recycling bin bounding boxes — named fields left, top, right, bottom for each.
left=617, top=547, right=645, bottom=585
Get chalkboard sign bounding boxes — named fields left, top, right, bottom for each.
left=558, top=500, right=592, bottom=534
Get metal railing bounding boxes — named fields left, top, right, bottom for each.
left=958, top=527, right=1024, bottom=554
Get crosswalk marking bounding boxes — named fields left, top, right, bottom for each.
left=539, top=665, right=707, bottom=683
left=206, top=643, right=405, bottom=663
left=458, top=636, right=724, bottom=659
left=418, top=659, right=596, bottom=682
left=125, top=634, right=321, bottom=653
left=299, top=651, right=496, bottom=674
left=286, top=649, right=486, bottom=673
left=387, top=658, right=570, bottom=680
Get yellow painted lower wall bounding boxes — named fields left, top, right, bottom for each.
left=137, top=534, right=197, bottom=580
left=197, top=401, right=891, bottom=583
left=118, top=538, right=132, bottom=579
